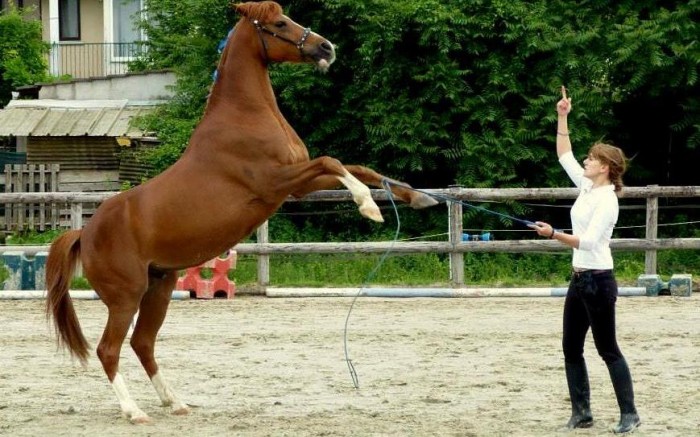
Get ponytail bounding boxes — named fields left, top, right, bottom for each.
left=589, top=143, right=628, bottom=193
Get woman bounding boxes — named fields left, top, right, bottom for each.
left=530, top=86, right=641, bottom=433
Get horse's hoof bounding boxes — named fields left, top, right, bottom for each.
left=410, top=193, right=439, bottom=209
left=172, top=406, right=191, bottom=416
left=360, top=204, right=384, bottom=222
left=130, top=415, right=152, bottom=425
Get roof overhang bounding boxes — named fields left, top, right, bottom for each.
left=0, top=99, right=160, bottom=138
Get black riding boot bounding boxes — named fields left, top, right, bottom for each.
left=565, top=360, right=593, bottom=429
left=607, top=358, right=641, bottom=434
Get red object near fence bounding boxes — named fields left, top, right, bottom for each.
left=176, top=251, right=237, bottom=299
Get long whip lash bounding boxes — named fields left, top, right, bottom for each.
left=408, top=186, right=536, bottom=227
left=343, top=180, right=544, bottom=388
left=343, top=179, right=401, bottom=389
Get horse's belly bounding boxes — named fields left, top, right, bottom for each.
left=82, top=174, right=280, bottom=270
left=146, top=200, right=278, bottom=269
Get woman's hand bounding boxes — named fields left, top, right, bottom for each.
left=529, top=221, right=556, bottom=238
left=556, top=85, right=572, bottom=116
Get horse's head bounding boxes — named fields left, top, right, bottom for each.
left=235, top=1, right=335, bottom=71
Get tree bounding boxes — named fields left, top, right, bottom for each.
left=131, top=0, right=236, bottom=171
left=133, top=0, right=700, bottom=235
left=0, top=5, right=49, bottom=107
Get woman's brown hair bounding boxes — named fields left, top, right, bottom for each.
left=589, top=142, right=628, bottom=192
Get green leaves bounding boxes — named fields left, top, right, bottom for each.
left=132, top=0, right=700, bottom=231
left=0, top=6, right=49, bottom=107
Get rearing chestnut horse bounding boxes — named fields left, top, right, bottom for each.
left=46, top=1, right=436, bottom=423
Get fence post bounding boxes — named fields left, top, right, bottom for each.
left=645, top=185, right=659, bottom=274
left=71, top=202, right=83, bottom=277
left=257, top=220, right=270, bottom=287
left=448, top=186, right=464, bottom=287
left=4, top=164, right=11, bottom=233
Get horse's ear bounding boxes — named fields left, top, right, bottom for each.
left=234, top=2, right=253, bottom=17
left=234, top=1, right=282, bottom=20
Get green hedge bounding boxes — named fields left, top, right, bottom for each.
left=131, top=0, right=699, bottom=238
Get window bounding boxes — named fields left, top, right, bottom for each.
left=112, top=0, right=143, bottom=58
left=0, top=1, right=20, bottom=10
left=59, top=0, right=80, bottom=41
left=1, top=0, right=25, bottom=9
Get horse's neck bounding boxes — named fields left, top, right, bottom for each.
left=194, top=28, right=304, bottom=159
left=205, top=33, right=279, bottom=114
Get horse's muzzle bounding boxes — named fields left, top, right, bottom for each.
left=312, top=40, right=335, bottom=71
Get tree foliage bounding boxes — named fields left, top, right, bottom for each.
left=131, top=0, right=235, bottom=168
left=0, top=6, right=49, bottom=107
left=133, top=0, right=700, bottom=235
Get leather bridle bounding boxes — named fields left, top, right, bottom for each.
left=252, top=19, right=312, bottom=63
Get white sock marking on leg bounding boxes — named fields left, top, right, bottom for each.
left=111, top=372, right=149, bottom=421
left=151, top=372, right=189, bottom=413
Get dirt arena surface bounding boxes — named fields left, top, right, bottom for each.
left=1, top=294, right=699, bottom=436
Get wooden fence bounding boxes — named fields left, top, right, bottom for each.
left=2, top=164, right=59, bottom=232
left=0, top=164, right=113, bottom=232
left=0, top=185, right=697, bottom=286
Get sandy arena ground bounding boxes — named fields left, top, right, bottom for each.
left=0, top=294, right=699, bottom=436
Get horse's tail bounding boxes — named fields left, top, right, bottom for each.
left=46, top=229, right=89, bottom=366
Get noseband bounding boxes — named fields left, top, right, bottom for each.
left=252, top=19, right=311, bottom=64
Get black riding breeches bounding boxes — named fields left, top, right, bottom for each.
left=562, top=270, right=624, bottom=365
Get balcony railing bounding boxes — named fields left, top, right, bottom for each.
left=48, top=42, right=145, bottom=80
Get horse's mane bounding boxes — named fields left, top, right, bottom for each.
left=234, top=1, right=283, bottom=23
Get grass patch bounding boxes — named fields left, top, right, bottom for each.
left=2, top=229, right=697, bottom=289
left=230, top=251, right=699, bottom=288
left=232, top=253, right=451, bottom=287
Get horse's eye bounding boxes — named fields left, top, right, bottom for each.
left=274, top=21, right=286, bottom=28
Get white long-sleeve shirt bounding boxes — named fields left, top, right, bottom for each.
left=559, top=151, right=618, bottom=270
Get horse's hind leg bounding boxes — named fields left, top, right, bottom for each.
left=130, top=270, right=190, bottom=416
left=96, top=291, right=151, bottom=423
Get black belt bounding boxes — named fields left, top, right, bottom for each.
left=572, top=269, right=611, bottom=278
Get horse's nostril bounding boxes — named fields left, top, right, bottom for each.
left=320, top=41, right=333, bottom=53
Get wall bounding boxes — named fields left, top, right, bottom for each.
left=38, top=70, right=176, bottom=101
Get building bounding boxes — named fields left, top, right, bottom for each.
left=0, top=70, right=175, bottom=187
left=0, top=70, right=175, bottom=230
left=0, top=0, right=174, bottom=190
left=1, top=0, right=146, bottom=79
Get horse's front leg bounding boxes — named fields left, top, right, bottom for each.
left=273, top=157, right=383, bottom=222
left=290, top=164, right=438, bottom=209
